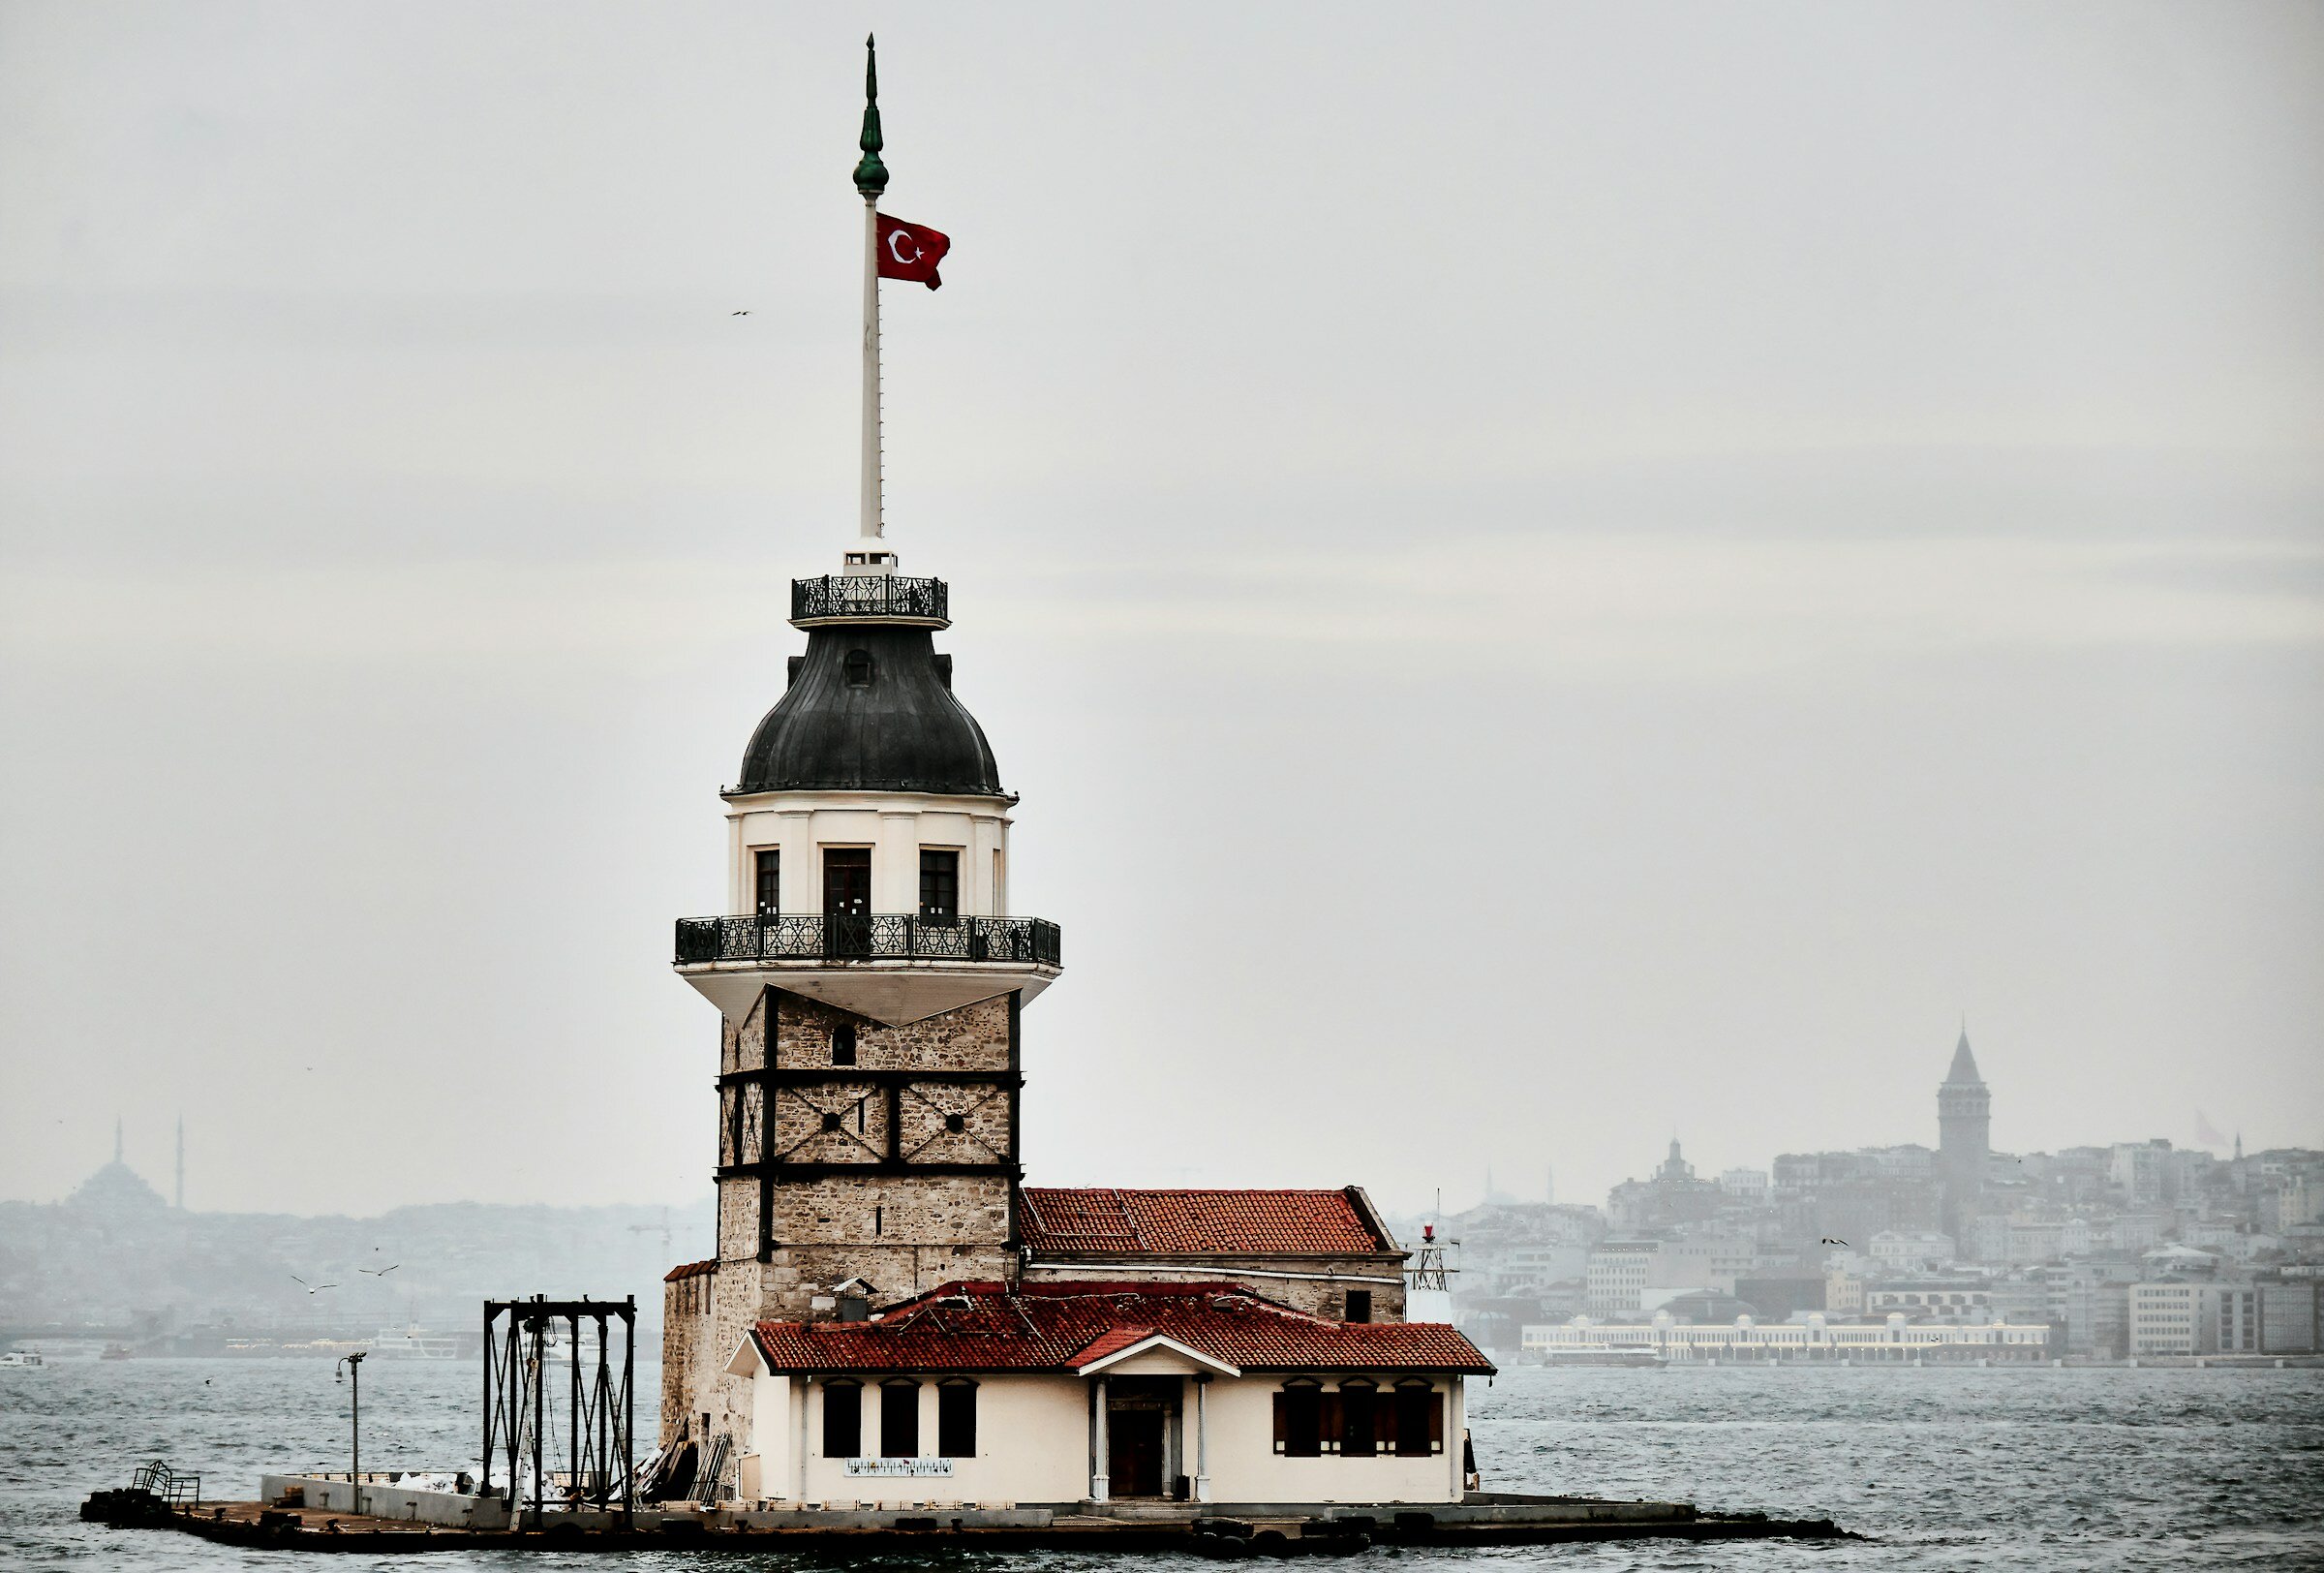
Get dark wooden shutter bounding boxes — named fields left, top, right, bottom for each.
left=1271, top=1390, right=1287, bottom=1454
left=1376, top=1388, right=1399, bottom=1452
left=1429, top=1388, right=1445, bottom=1454
left=1320, top=1392, right=1342, bottom=1455
left=1393, top=1383, right=1433, bottom=1458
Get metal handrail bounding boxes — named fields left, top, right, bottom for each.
left=131, top=1460, right=200, bottom=1509
left=674, top=912, right=1061, bottom=969
left=790, top=574, right=949, bottom=623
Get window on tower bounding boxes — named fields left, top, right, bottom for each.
left=919, top=849, right=960, bottom=926
left=754, top=850, right=780, bottom=917
left=844, top=649, right=875, bottom=687
left=831, top=1024, right=857, bottom=1066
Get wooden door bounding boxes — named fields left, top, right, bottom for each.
left=1109, top=1409, right=1166, bottom=1498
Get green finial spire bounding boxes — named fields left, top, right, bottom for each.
left=853, top=34, right=888, bottom=199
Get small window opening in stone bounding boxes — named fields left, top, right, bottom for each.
left=1345, top=1288, right=1373, bottom=1324
left=832, top=1024, right=856, bottom=1065
left=844, top=649, right=875, bottom=687
left=821, top=1111, right=842, bottom=1132
left=944, top=1112, right=965, bottom=1134
left=873, top=1205, right=883, bottom=1236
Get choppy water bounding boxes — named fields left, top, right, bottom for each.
left=1, top=1359, right=2318, bottom=1569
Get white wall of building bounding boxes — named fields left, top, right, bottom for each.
left=731, top=1360, right=1467, bottom=1506
left=722, top=790, right=1014, bottom=918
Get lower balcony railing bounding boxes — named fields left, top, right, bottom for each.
left=674, top=913, right=1062, bottom=969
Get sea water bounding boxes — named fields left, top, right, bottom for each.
left=1, top=1359, right=2318, bottom=1569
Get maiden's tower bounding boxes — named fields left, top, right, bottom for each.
left=657, top=41, right=1488, bottom=1508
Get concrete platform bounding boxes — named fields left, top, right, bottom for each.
left=98, top=1492, right=1852, bottom=1554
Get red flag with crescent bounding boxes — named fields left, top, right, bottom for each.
left=875, top=214, right=949, bottom=290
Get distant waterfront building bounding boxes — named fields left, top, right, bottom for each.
left=1864, top=1282, right=1992, bottom=1323
left=2259, top=1283, right=2318, bottom=1354
left=1524, top=1313, right=2049, bottom=1364
left=1937, top=1029, right=1991, bottom=1242
left=2127, top=1281, right=2260, bottom=1356
left=1584, top=1241, right=1660, bottom=1318
left=1869, top=1230, right=1956, bottom=1271
left=1718, top=1169, right=1769, bottom=1202
left=1605, top=1140, right=1723, bottom=1232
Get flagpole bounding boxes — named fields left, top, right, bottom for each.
left=854, top=35, right=889, bottom=554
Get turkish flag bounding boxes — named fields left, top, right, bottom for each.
left=875, top=214, right=949, bottom=290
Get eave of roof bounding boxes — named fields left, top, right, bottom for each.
left=736, top=1280, right=1494, bottom=1377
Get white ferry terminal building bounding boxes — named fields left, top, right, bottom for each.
left=655, top=42, right=1491, bottom=1511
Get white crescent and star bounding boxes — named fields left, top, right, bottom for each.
left=885, top=230, right=921, bottom=265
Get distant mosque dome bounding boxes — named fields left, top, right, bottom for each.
left=68, top=1160, right=167, bottom=1218
left=735, top=618, right=1003, bottom=798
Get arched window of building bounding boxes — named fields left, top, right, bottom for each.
left=821, top=1380, right=862, bottom=1458
left=879, top=1378, right=920, bottom=1459
left=1272, top=1377, right=1324, bottom=1458
left=1392, top=1380, right=1441, bottom=1458
left=937, top=1378, right=977, bottom=1458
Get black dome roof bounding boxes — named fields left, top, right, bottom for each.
left=735, top=623, right=1004, bottom=797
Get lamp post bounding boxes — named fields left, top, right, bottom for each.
left=334, top=1350, right=366, bottom=1513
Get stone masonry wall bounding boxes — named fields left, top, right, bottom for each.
left=665, top=987, right=1024, bottom=1444
left=657, top=1266, right=719, bottom=1448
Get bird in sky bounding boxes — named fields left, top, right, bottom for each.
left=731, top=309, right=751, bottom=316
left=1819, top=1238, right=1850, bottom=1248
left=290, top=1275, right=337, bottom=1294
left=359, top=1265, right=400, bottom=1277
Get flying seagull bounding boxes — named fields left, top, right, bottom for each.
left=731, top=309, right=751, bottom=316
left=359, top=1265, right=400, bottom=1277
left=290, top=1275, right=338, bottom=1294
left=1819, top=1238, right=1850, bottom=1248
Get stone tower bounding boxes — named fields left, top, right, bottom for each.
left=1937, top=1027, right=1990, bottom=1242
left=661, top=561, right=1062, bottom=1444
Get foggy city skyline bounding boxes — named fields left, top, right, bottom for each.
left=3, top=3, right=2320, bottom=1219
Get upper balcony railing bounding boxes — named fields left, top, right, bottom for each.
left=790, top=574, right=950, bottom=627
left=674, top=912, right=1060, bottom=969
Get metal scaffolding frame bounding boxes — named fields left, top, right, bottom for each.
left=480, top=1295, right=636, bottom=1528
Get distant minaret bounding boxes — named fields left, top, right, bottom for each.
left=174, top=1116, right=185, bottom=1211
left=1938, top=1025, right=1992, bottom=1243
left=113, top=1117, right=123, bottom=1165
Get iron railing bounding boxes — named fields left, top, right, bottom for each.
left=790, top=574, right=949, bottom=624
left=131, top=1460, right=200, bottom=1509
left=674, top=912, right=1061, bottom=969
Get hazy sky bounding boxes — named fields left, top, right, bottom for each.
left=2, top=2, right=2318, bottom=1218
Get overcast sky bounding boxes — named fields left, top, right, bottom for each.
left=2, top=2, right=2318, bottom=1219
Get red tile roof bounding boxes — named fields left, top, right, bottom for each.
left=1020, top=1187, right=1393, bottom=1256
left=746, top=1280, right=1492, bottom=1376
left=664, top=1258, right=717, bottom=1282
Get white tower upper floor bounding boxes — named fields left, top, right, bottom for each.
left=672, top=554, right=1060, bottom=1030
